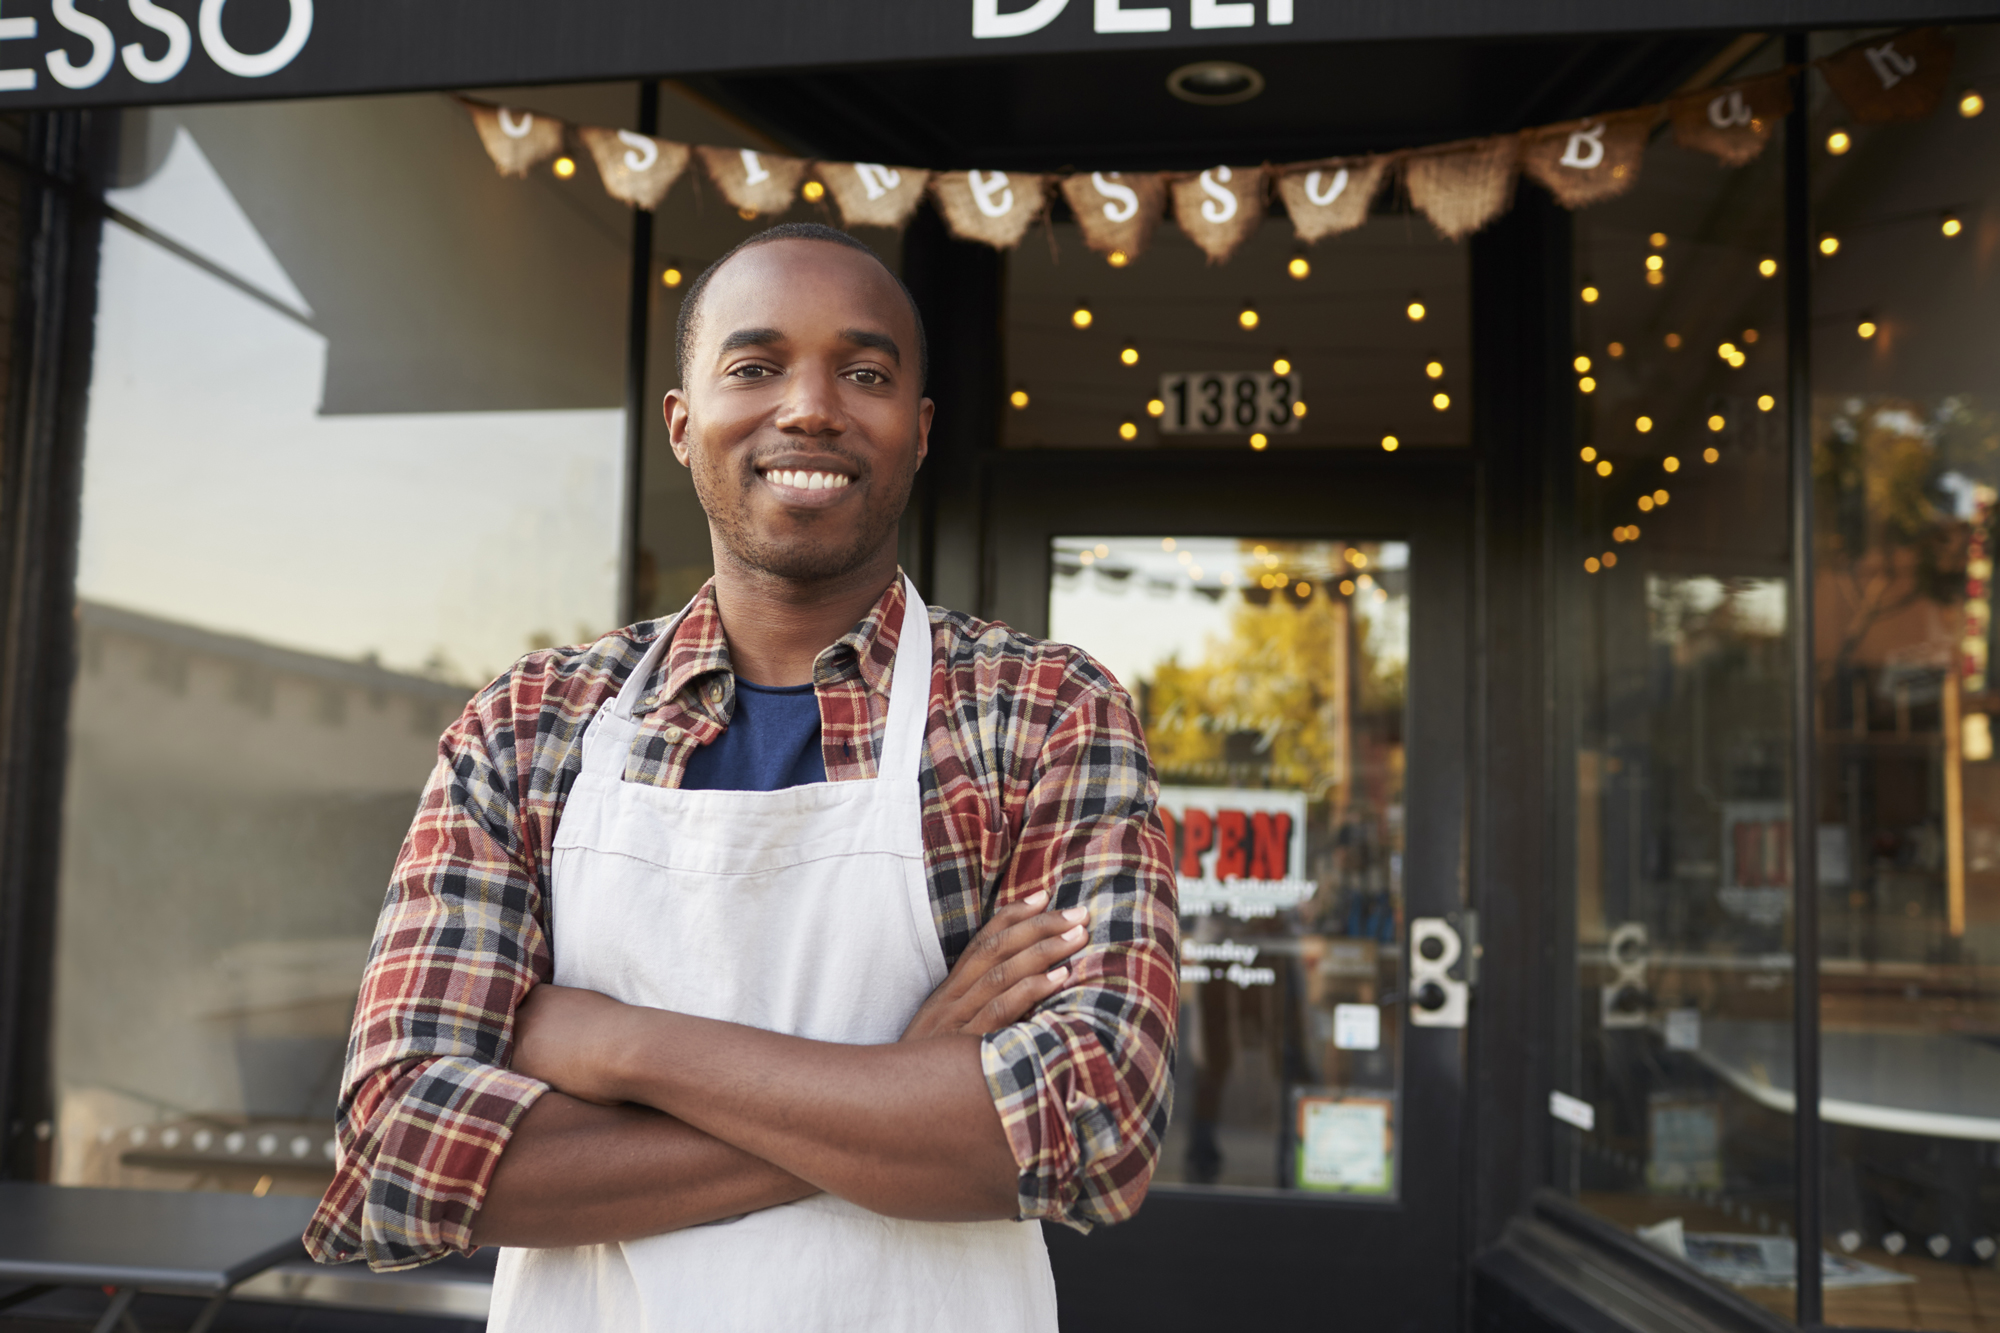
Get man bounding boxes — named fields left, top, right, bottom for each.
left=306, top=222, right=1179, bottom=1329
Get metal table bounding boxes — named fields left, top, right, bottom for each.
left=0, top=1183, right=318, bottom=1333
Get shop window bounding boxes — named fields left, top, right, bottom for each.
left=1050, top=537, right=1408, bottom=1194
left=1003, top=216, right=1469, bottom=451
left=51, top=87, right=639, bottom=1196
left=1809, top=24, right=2000, bottom=1331
left=1557, top=40, right=1802, bottom=1323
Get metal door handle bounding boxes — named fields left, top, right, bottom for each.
left=1410, top=918, right=1468, bottom=1028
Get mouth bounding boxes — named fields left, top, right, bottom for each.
left=756, top=463, right=856, bottom=504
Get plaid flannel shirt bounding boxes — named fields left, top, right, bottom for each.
left=306, top=575, right=1179, bottom=1269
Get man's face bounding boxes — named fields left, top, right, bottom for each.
left=666, top=240, right=931, bottom=584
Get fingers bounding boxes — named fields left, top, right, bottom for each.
left=975, top=964, right=1074, bottom=1033
left=949, top=909, right=1089, bottom=1020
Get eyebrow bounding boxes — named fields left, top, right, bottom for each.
left=839, top=328, right=902, bottom=364
left=718, top=327, right=785, bottom=356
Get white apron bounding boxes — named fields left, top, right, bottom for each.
left=490, top=579, right=1058, bottom=1333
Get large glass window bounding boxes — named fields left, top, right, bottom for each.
left=53, top=86, right=634, bottom=1196
left=1050, top=536, right=1408, bottom=1195
left=1557, top=41, right=1804, bottom=1322
left=1808, top=24, right=2000, bottom=1331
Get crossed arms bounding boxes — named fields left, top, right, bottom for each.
left=470, top=896, right=1089, bottom=1246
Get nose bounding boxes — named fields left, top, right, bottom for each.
left=773, top=365, right=846, bottom=439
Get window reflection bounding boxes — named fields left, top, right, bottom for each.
left=1051, top=537, right=1406, bottom=1195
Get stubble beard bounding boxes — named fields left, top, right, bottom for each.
left=691, top=436, right=918, bottom=585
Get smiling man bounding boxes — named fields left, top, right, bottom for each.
left=305, top=223, right=1179, bottom=1330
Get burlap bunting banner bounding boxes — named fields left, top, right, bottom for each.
left=1818, top=27, right=1955, bottom=124
left=1521, top=108, right=1656, bottom=209
left=579, top=127, right=691, bottom=210
left=1276, top=156, right=1391, bottom=243
left=697, top=145, right=812, bottom=216
left=1059, top=171, right=1169, bottom=258
left=929, top=171, right=1050, bottom=249
left=1669, top=73, right=1793, bottom=167
left=1171, top=165, right=1267, bottom=263
left=817, top=162, right=932, bottom=230
left=464, top=101, right=563, bottom=178
left=1404, top=138, right=1518, bottom=242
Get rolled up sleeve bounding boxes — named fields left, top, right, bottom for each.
left=306, top=689, right=553, bottom=1270
left=979, top=684, right=1179, bottom=1231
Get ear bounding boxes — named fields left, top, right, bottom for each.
left=664, top=389, right=693, bottom=468
left=914, top=397, right=934, bottom=471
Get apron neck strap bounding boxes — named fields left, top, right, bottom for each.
left=609, top=599, right=695, bottom=721
left=876, top=576, right=932, bottom=783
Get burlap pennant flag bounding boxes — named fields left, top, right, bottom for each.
left=929, top=171, right=1050, bottom=249
left=1059, top=171, right=1169, bottom=258
left=1276, top=155, right=1392, bottom=243
left=464, top=100, right=563, bottom=178
left=1404, top=137, right=1519, bottom=241
left=1819, top=28, right=1955, bottom=124
left=1669, top=73, right=1793, bottom=167
left=1521, top=108, right=1657, bottom=209
left=580, top=126, right=691, bottom=210
left=817, top=162, right=932, bottom=230
left=696, top=146, right=811, bottom=216
left=1171, top=165, right=1267, bottom=263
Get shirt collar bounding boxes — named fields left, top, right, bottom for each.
left=643, top=572, right=907, bottom=710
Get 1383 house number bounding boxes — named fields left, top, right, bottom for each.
left=1157, top=372, right=1302, bottom=435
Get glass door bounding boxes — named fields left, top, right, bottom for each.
left=984, top=453, right=1471, bottom=1327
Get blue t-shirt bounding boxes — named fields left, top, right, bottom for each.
left=680, top=679, right=828, bottom=791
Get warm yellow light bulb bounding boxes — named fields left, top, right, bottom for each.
left=1857, top=319, right=1877, bottom=339
left=1239, top=307, right=1260, bottom=330
left=1585, top=557, right=1601, bottom=573
left=1943, top=215, right=1963, bottom=237
left=1293, top=401, right=1307, bottom=418
left=801, top=179, right=825, bottom=201
left=1574, top=355, right=1592, bottom=373
left=1608, top=341, right=1625, bottom=358
left=1758, top=394, right=1775, bottom=412
left=1703, top=446, right=1719, bottom=463
left=1161, top=538, right=1176, bottom=551
left=1272, top=357, right=1292, bottom=375
left=1649, top=232, right=1668, bottom=248
left=1638, top=495, right=1655, bottom=512
left=1664, top=333, right=1682, bottom=349
left=1146, top=398, right=1165, bottom=417
left=1826, top=129, right=1852, bottom=155
left=553, top=155, right=577, bottom=178
left=1340, top=579, right=1356, bottom=596
left=1118, top=421, right=1138, bottom=441
left=1407, top=301, right=1426, bottom=321
left=1581, top=446, right=1598, bottom=462
left=1636, top=416, right=1654, bottom=433
left=1718, top=343, right=1737, bottom=359
left=1707, top=414, right=1725, bottom=432
left=1288, top=256, right=1310, bottom=279
left=1654, top=489, right=1669, bottom=505
left=1120, top=346, right=1139, bottom=366
left=1432, top=392, right=1451, bottom=411
left=1009, top=389, right=1029, bottom=409
left=1426, top=360, right=1445, bottom=379
left=1759, top=257, right=1779, bottom=277
left=1645, top=255, right=1664, bottom=272
left=1602, top=552, right=1618, bottom=568
left=661, top=267, right=684, bottom=288
left=1108, top=250, right=1129, bottom=267
left=1663, top=456, right=1680, bottom=473
left=1579, top=377, right=1597, bottom=393
left=1961, top=90, right=1985, bottom=118
left=1743, top=328, right=1760, bottom=344
left=1820, top=234, right=1841, bottom=256
left=1250, top=433, right=1269, bottom=450
left=1581, top=286, right=1600, bottom=304
left=1072, top=305, right=1093, bottom=329
left=1645, top=270, right=1664, bottom=286
left=1596, top=460, right=1613, bottom=477
left=1381, top=435, right=1400, bottom=452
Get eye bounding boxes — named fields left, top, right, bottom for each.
left=731, top=363, right=774, bottom=380
left=848, top=368, right=886, bottom=386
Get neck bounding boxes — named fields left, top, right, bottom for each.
left=707, top=542, right=901, bottom=688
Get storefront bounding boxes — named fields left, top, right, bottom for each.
left=0, top=3, right=1997, bottom=1330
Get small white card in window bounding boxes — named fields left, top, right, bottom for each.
left=1665, top=1007, right=1701, bottom=1051
left=1333, top=1003, right=1381, bottom=1050
left=1300, top=1098, right=1389, bottom=1190
left=1549, top=1089, right=1596, bottom=1131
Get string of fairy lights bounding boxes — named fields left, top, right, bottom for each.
left=1009, top=250, right=1450, bottom=450
left=1575, top=84, right=1985, bottom=576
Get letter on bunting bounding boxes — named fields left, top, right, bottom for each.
left=697, top=146, right=812, bottom=216
left=929, top=171, right=1050, bottom=248
left=463, top=100, right=564, bottom=178
left=1171, top=164, right=1267, bottom=262
left=1818, top=27, right=1955, bottom=124
left=580, top=127, right=691, bottom=210
left=1059, top=171, right=1168, bottom=257
left=817, top=162, right=933, bottom=230
left=1404, top=137, right=1519, bottom=241
left=1669, top=73, right=1792, bottom=167
left=1276, top=155, right=1391, bottom=243
left=1520, top=107, right=1657, bottom=209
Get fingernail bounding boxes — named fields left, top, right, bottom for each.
left=1047, top=966, right=1069, bottom=983
left=1026, top=890, right=1050, bottom=908
left=1062, top=907, right=1087, bottom=922
left=1062, top=925, right=1085, bottom=942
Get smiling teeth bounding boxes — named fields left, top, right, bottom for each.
left=770, top=470, right=850, bottom=490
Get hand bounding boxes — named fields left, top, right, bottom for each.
left=900, top=890, right=1087, bottom=1041
left=512, top=983, right=639, bottom=1106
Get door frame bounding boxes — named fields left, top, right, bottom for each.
left=979, top=446, right=1475, bottom=1331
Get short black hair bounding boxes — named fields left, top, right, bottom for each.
left=673, top=221, right=929, bottom=392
